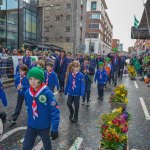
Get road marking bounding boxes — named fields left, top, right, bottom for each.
left=134, top=81, right=138, bottom=88
left=69, top=137, right=83, bottom=150
left=139, top=97, right=150, bottom=120
left=32, top=140, right=43, bottom=150
left=0, top=126, right=27, bottom=141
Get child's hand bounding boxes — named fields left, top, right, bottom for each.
left=51, top=131, right=59, bottom=140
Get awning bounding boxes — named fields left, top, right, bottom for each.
left=131, top=0, right=150, bottom=39
left=34, top=44, right=50, bottom=49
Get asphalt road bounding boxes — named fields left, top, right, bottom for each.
left=0, top=75, right=150, bottom=150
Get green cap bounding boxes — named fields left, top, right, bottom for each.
left=99, top=62, right=104, bottom=66
left=27, top=67, right=45, bottom=82
left=105, top=57, right=111, bottom=62
left=31, top=57, right=36, bottom=61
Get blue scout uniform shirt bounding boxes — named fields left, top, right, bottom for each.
left=0, top=80, right=7, bottom=106
left=23, top=56, right=31, bottom=69
left=25, top=85, right=60, bottom=131
left=15, top=75, right=30, bottom=96
left=44, top=71, right=60, bottom=90
left=64, top=72, right=85, bottom=97
left=94, top=69, right=108, bottom=84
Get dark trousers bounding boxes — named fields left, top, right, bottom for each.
left=67, top=95, right=80, bottom=120
left=57, top=73, right=65, bottom=91
left=112, top=67, right=119, bottom=83
left=97, top=84, right=104, bottom=98
left=23, top=126, right=51, bottom=150
left=83, top=81, right=91, bottom=102
left=12, top=94, right=24, bottom=121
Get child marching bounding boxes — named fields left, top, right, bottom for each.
left=94, top=62, right=108, bottom=100
left=45, top=62, right=59, bottom=92
left=10, top=64, right=29, bottom=124
left=81, top=57, right=95, bottom=105
left=65, top=61, right=85, bottom=123
left=23, top=67, right=60, bottom=150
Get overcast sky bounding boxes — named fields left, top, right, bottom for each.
left=106, top=0, right=147, bottom=51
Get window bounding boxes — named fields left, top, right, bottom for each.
left=56, top=16, right=60, bottom=21
left=90, top=13, right=101, bottom=19
left=66, top=15, right=71, bottom=21
left=66, top=4, right=71, bottom=9
left=66, top=37, right=70, bottom=42
left=91, top=1, right=97, bottom=10
left=44, top=27, right=49, bottom=32
left=23, top=0, right=30, bottom=4
left=66, top=26, right=70, bottom=32
left=86, top=33, right=99, bottom=38
left=89, top=24, right=99, bottom=29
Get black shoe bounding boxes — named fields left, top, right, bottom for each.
left=100, top=97, right=103, bottom=100
left=114, top=83, right=117, bottom=87
left=69, top=113, right=74, bottom=121
left=97, top=97, right=101, bottom=99
left=71, top=118, right=78, bottom=123
left=0, top=112, right=6, bottom=124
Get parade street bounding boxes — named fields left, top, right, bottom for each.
left=0, top=76, right=150, bottom=150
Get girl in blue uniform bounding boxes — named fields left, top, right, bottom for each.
left=65, top=61, right=85, bottom=123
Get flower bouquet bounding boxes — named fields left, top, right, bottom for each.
left=99, top=108, right=131, bottom=150
left=127, top=65, right=136, bottom=80
left=109, top=85, right=128, bottom=110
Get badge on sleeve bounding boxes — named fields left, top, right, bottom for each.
left=51, top=101, right=56, bottom=106
left=39, top=95, right=47, bottom=103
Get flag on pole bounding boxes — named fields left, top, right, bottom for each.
left=134, top=15, right=139, bottom=28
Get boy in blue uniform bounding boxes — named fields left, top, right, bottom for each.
left=23, top=50, right=31, bottom=69
left=10, top=64, right=29, bottom=123
left=81, top=57, right=95, bottom=105
left=23, top=67, right=60, bottom=150
left=31, top=57, right=37, bottom=68
left=0, top=80, right=7, bottom=125
left=65, top=61, right=85, bottom=123
left=15, top=58, right=23, bottom=76
left=45, top=62, right=59, bottom=92
left=94, top=62, right=108, bottom=100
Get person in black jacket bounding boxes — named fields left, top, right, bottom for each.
left=81, top=57, right=95, bottom=105
left=54, top=51, right=68, bottom=93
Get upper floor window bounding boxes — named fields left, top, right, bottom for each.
left=66, top=4, right=71, bottom=9
left=91, top=1, right=97, bottom=11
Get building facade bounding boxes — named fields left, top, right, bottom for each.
left=111, top=39, right=120, bottom=51
left=0, top=0, right=39, bottom=49
left=134, top=39, right=150, bottom=51
left=85, top=0, right=113, bottom=54
left=38, top=0, right=86, bottom=53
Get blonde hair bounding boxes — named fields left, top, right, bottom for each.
left=36, top=60, right=45, bottom=69
left=65, top=61, right=80, bottom=84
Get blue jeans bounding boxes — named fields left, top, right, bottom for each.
left=23, top=126, right=51, bottom=150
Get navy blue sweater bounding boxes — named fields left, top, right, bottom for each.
left=44, top=71, right=60, bottom=90
left=15, top=75, right=30, bottom=96
left=64, top=72, right=85, bottom=96
left=94, top=69, right=108, bottom=84
left=25, top=86, right=60, bottom=131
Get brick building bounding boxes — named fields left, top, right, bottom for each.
left=85, top=0, right=113, bottom=54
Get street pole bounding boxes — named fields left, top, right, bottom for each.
left=72, top=0, right=75, bottom=54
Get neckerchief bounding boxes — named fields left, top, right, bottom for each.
left=29, top=83, right=47, bottom=120
left=46, top=70, right=53, bottom=86
left=60, top=57, right=64, bottom=66
left=72, top=73, right=77, bottom=90
left=20, top=75, right=26, bottom=86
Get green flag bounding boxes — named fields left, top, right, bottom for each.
left=113, top=48, right=118, bottom=52
left=134, top=15, right=139, bottom=28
